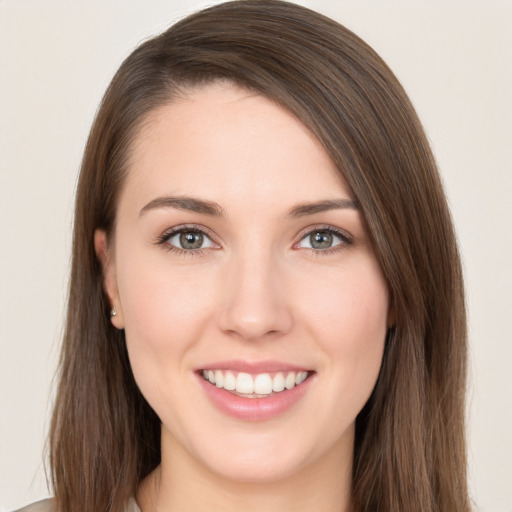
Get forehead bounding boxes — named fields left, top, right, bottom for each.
left=122, top=83, right=351, bottom=214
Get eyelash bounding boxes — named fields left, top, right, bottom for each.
left=155, top=224, right=218, bottom=257
left=295, top=225, right=353, bottom=256
left=155, top=224, right=353, bottom=256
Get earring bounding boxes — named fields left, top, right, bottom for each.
left=110, top=307, right=117, bottom=318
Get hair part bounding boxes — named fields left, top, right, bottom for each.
left=50, top=1, right=469, bottom=511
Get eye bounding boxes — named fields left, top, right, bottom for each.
left=158, top=227, right=218, bottom=253
left=296, top=227, right=350, bottom=251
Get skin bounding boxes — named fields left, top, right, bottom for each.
left=95, top=83, right=391, bottom=512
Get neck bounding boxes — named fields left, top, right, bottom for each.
left=137, top=428, right=353, bottom=512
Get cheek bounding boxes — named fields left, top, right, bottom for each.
left=306, top=260, right=388, bottom=339
left=115, top=245, right=217, bottom=364
left=301, top=259, right=388, bottom=396
left=115, top=250, right=221, bottom=424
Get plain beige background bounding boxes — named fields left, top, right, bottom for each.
left=1, top=1, right=511, bottom=511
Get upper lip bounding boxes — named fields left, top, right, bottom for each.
left=198, top=359, right=312, bottom=374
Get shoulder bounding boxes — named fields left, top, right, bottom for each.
left=12, top=497, right=141, bottom=512
left=12, top=498, right=57, bottom=512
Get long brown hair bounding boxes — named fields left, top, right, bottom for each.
left=49, top=1, right=469, bottom=511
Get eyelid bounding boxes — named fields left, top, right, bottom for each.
left=154, top=223, right=353, bottom=256
left=293, top=224, right=353, bottom=251
left=155, top=224, right=221, bottom=252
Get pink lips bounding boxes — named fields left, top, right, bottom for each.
left=200, top=359, right=309, bottom=374
left=196, top=360, right=314, bottom=422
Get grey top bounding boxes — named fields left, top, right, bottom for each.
left=13, top=497, right=141, bottom=512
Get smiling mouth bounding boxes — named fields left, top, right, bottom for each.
left=201, top=369, right=312, bottom=398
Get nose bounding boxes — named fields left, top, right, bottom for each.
left=217, top=250, right=293, bottom=342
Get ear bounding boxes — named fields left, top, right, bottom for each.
left=94, top=229, right=124, bottom=329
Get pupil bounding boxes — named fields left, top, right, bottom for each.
left=311, top=231, right=332, bottom=249
left=180, top=231, right=203, bottom=249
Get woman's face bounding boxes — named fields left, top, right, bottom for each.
left=97, top=83, right=390, bottom=483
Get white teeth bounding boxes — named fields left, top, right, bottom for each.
left=202, top=369, right=309, bottom=396
left=214, top=370, right=224, bottom=388
left=236, top=372, right=254, bottom=394
left=254, top=373, right=273, bottom=395
left=223, top=371, right=236, bottom=390
left=285, top=372, right=296, bottom=390
left=295, top=371, right=308, bottom=385
left=272, top=372, right=285, bottom=392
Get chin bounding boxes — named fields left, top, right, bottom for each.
left=202, top=450, right=308, bottom=484
left=184, top=422, right=353, bottom=485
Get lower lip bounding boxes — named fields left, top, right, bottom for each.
left=197, top=373, right=314, bottom=422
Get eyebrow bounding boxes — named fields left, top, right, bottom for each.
left=139, top=195, right=359, bottom=218
left=285, top=198, right=359, bottom=217
left=140, top=196, right=225, bottom=217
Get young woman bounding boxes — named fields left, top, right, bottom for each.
left=16, top=1, right=469, bottom=511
